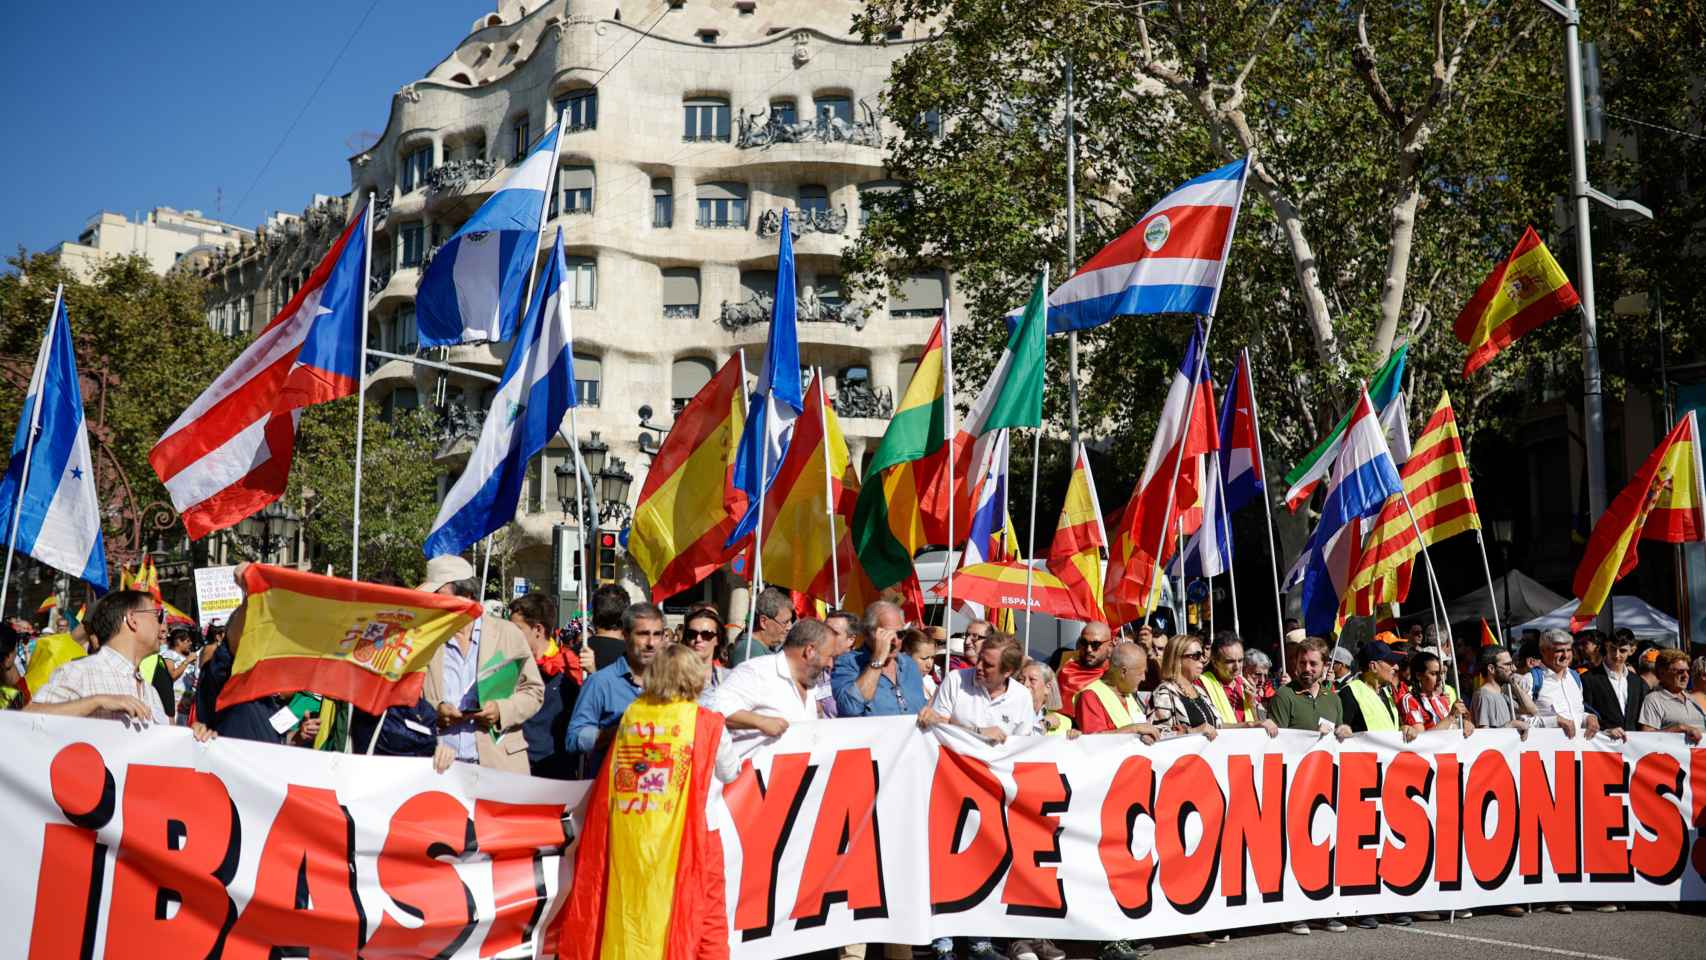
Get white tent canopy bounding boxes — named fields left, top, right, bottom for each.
left=1513, top=596, right=1681, bottom=644
left=1444, top=570, right=1569, bottom=626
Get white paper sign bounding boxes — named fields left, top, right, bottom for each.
left=192, top=565, right=243, bottom=628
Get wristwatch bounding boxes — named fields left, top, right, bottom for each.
left=868, top=658, right=888, bottom=670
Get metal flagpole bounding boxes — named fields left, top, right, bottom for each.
left=0, top=285, right=60, bottom=616
left=1145, top=318, right=1214, bottom=632
left=1243, top=349, right=1290, bottom=667
left=351, top=197, right=374, bottom=580
left=561, top=416, right=591, bottom=641
left=739, top=350, right=764, bottom=642
left=943, top=307, right=958, bottom=628
left=817, top=370, right=840, bottom=604
left=1176, top=515, right=1186, bottom=631
left=1400, top=496, right=1461, bottom=696
left=1473, top=529, right=1504, bottom=640
left=1218, top=448, right=1241, bottom=635
left=1022, top=425, right=1042, bottom=658
left=479, top=537, right=493, bottom=605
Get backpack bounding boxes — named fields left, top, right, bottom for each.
left=350, top=697, right=438, bottom=757
left=1529, top=665, right=1582, bottom=699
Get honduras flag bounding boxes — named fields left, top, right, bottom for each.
left=416, top=122, right=562, bottom=346
left=0, top=288, right=108, bottom=590
left=423, top=230, right=578, bottom=558
left=725, top=209, right=804, bottom=549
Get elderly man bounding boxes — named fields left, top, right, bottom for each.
left=567, top=601, right=669, bottom=767
left=1583, top=629, right=1646, bottom=737
left=1075, top=641, right=1161, bottom=742
left=1638, top=650, right=1705, bottom=743
left=919, top=636, right=1036, bottom=743
left=1528, top=629, right=1600, bottom=741
left=1055, top=621, right=1112, bottom=724
left=727, top=586, right=795, bottom=667
left=831, top=601, right=927, bottom=718
left=420, top=555, right=543, bottom=774
left=711, top=618, right=830, bottom=745
left=1327, top=644, right=1354, bottom=690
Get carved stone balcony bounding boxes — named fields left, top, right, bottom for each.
left=756, top=206, right=848, bottom=239
left=835, top=382, right=893, bottom=419
left=423, top=158, right=503, bottom=198
left=735, top=101, right=883, bottom=150
left=373, top=195, right=392, bottom=226
left=718, top=289, right=868, bottom=332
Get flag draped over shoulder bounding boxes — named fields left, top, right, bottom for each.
left=1570, top=411, right=1706, bottom=629
left=1283, top=344, right=1407, bottom=511
left=1455, top=226, right=1579, bottom=377
left=218, top=564, right=481, bottom=714
left=629, top=357, right=748, bottom=601
left=1047, top=442, right=1109, bottom=622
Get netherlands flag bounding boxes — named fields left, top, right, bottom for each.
left=150, top=203, right=370, bottom=539
left=1011, top=156, right=1251, bottom=334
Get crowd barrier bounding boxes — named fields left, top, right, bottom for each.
left=3, top=711, right=1702, bottom=959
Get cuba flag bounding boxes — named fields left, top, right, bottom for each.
left=0, top=287, right=108, bottom=590
left=416, top=122, right=562, bottom=346
left=424, top=230, right=578, bottom=558
left=725, top=209, right=804, bottom=549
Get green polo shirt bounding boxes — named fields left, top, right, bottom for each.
left=1270, top=682, right=1344, bottom=731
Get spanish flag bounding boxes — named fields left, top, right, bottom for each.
left=1570, top=411, right=1706, bottom=630
left=218, top=563, right=480, bottom=714
left=1047, top=441, right=1109, bottom=622
left=629, top=355, right=748, bottom=601
left=1454, top=226, right=1579, bottom=376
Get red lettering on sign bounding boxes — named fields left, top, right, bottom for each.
left=792, top=749, right=886, bottom=926
left=1518, top=751, right=1580, bottom=882
left=724, top=753, right=816, bottom=937
left=1219, top=753, right=1284, bottom=905
left=363, top=791, right=475, bottom=959
left=1379, top=750, right=1434, bottom=895
left=475, top=800, right=567, bottom=957
left=224, top=785, right=362, bottom=959
left=1003, top=761, right=1071, bottom=918
left=28, top=743, right=115, bottom=960
left=1434, top=753, right=1462, bottom=888
left=1286, top=752, right=1335, bottom=899
left=1156, top=754, right=1224, bottom=913
left=103, top=765, right=239, bottom=960
left=1629, top=753, right=1687, bottom=885
left=1335, top=752, right=1382, bottom=895
left=928, top=748, right=1011, bottom=915
left=1098, top=755, right=1156, bottom=918
left=1463, top=752, right=1518, bottom=888
left=1581, top=750, right=1630, bottom=881
left=1692, top=749, right=1706, bottom=881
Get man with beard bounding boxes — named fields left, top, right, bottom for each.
left=1054, top=621, right=1113, bottom=724
left=711, top=618, right=831, bottom=746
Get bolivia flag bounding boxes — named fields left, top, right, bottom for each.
left=218, top=563, right=481, bottom=715
left=629, top=355, right=749, bottom=600
left=1455, top=226, right=1579, bottom=377
left=1570, top=411, right=1706, bottom=629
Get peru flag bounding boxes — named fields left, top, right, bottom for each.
left=1011, top=156, right=1251, bottom=334
left=150, top=203, right=370, bottom=539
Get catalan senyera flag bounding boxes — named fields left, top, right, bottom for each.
left=1340, top=391, right=1481, bottom=621
left=21, top=632, right=85, bottom=700
left=760, top=373, right=879, bottom=611
left=1047, top=442, right=1109, bottom=622
left=1454, top=226, right=1580, bottom=377
left=629, top=355, right=749, bottom=601
left=218, top=563, right=481, bottom=714
left=1570, top=411, right=1706, bottom=630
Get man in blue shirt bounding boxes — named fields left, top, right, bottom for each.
left=832, top=600, right=927, bottom=717
left=567, top=601, right=667, bottom=767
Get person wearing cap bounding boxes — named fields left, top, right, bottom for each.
left=1525, top=629, right=1599, bottom=742
left=1337, top=639, right=1409, bottom=737
left=421, top=555, right=543, bottom=775
left=1055, top=621, right=1113, bottom=725
left=1327, top=645, right=1354, bottom=690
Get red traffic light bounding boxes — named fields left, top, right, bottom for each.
left=599, top=533, right=617, bottom=548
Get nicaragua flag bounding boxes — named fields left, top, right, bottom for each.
left=423, top=229, right=578, bottom=558
left=726, top=209, right=805, bottom=549
left=1293, top=389, right=1404, bottom=637
left=1009, top=156, right=1251, bottom=334
left=416, top=122, right=562, bottom=346
left=0, top=288, right=108, bottom=590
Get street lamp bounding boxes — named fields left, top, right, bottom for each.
left=598, top=458, right=634, bottom=523
left=1490, top=518, right=1515, bottom=625
left=580, top=431, right=609, bottom=480
left=553, top=459, right=576, bottom=518
left=236, top=501, right=300, bottom=564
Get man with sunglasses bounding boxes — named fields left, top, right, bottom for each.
left=727, top=587, right=794, bottom=668
left=1055, top=621, right=1111, bottom=725
left=27, top=590, right=212, bottom=741
left=832, top=601, right=925, bottom=718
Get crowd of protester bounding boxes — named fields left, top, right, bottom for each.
left=6, top=570, right=1706, bottom=960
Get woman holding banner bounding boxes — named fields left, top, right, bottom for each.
left=558, top=643, right=737, bottom=960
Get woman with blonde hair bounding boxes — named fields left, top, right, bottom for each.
left=559, top=644, right=737, bottom=959
left=1148, top=633, right=1221, bottom=739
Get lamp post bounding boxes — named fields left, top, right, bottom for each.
left=235, top=501, right=300, bottom=565
left=1491, top=519, right=1515, bottom=625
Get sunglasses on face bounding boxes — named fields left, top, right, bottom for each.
left=1184, top=650, right=1207, bottom=661
left=682, top=629, right=719, bottom=643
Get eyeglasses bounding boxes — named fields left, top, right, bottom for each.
left=132, top=606, right=165, bottom=625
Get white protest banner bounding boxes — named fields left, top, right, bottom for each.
left=192, top=565, right=244, bottom=628
left=1, top=712, right=584, bottom=959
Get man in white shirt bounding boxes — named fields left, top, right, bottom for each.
left=1530, top=629, right=1600, bottom=740
left=919, top=636, right=1037, bottom=743
left=711, top=618, right=829, bottom=746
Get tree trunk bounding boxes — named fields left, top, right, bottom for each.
left=1375, top=151, right=1424, bottom=360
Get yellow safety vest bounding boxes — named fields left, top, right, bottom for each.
left=1199, top=672, right=1240, bottom=725
left=1346, top=677, right=1399, bottom=732
left=1041, top=712, right=1074, bottom=736
left=1079, top=678, right=1140, bottom=730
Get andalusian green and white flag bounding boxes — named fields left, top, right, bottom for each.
left=476, top=647, right=527, bottom=742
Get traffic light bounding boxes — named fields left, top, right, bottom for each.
left=597, top=529, right=619, bottom=584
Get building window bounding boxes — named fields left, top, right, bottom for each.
left=859, top=179, right=904, bottom=228
left=736, top=1, right=756, bottom=14
left=698, top=29, right=720, bottom=44
left=816, top=274, right=844, bottom=308
left=891, top=269, right=946, bottom=317
left=652, top=177, right=673, bottom=227
left=553, top=165, right=594, bottom=217
left=512, top=115, right=532, bottom=160
left=839, top=365, right=872, bottom=395
left=526, top=454, right=543, bottom=512
left=740, top=269, right=778, bottom=302
left=399, top=222, right=426, bottom=267
left=554, top=89, right=598, bottom=132
left=769, top=98, right=797, bottom=126
left=672, top=357, right=716, bottom=413
left=401, top=144, right=433, bottom=194
left=814, top=95, right=853, bottom=125
left=565, top=256, right=596, bottom=309
left=897, top=354, right=921, bottom=389
left=574, top=353, right=602, bottom=407
left=799, top=184, right=831, bottom=215
left=395, top=306, right=418, bottom=353
left=696, top=182, right=748, bottom=228
left=683, top=97, right=731, bottom=142
left=661, top=267, right=701, bottom=318
left=381, top=387, right=419, bottom=423
left=917, top=108, right=943, bottom=139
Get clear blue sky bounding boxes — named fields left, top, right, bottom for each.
left=0, top=1, right=493, bottom=259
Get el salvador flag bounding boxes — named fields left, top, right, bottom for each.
left=725, top=209, right=804, bottom=549
left=416, top=122, right=562, bottom=346
left=423, top=230, right=578, bottom=558
left=0, top=289, right=108, bottom=590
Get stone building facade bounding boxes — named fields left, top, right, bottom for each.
left=58, top=206, right=251, bottom=280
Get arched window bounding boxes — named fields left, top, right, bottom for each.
left=652, top=177, right=673, bottom=227
left=740, top=269, right=778, bottom=302
left=813, top=95, right=853, bottom=124
left=574, top=353, right=602, bottom=407
left=769, top=98, right=798, bottom=126
left=859, top=179, right=904, bottom=228
left=554, top=88, right=598, bottom=131
left=799, top=184, right=830, bottom=215
left=554, top=165, right=594, bottom=216
left=897, top=354, right=921, bottom=389
left=400, top=143, right=433, bottom=194
left=671, top=357, right=716, bottom=413
left=565, top=256, right=596, bottom=308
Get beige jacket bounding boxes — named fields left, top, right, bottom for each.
left=423, top=614, right=544, bottom=774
